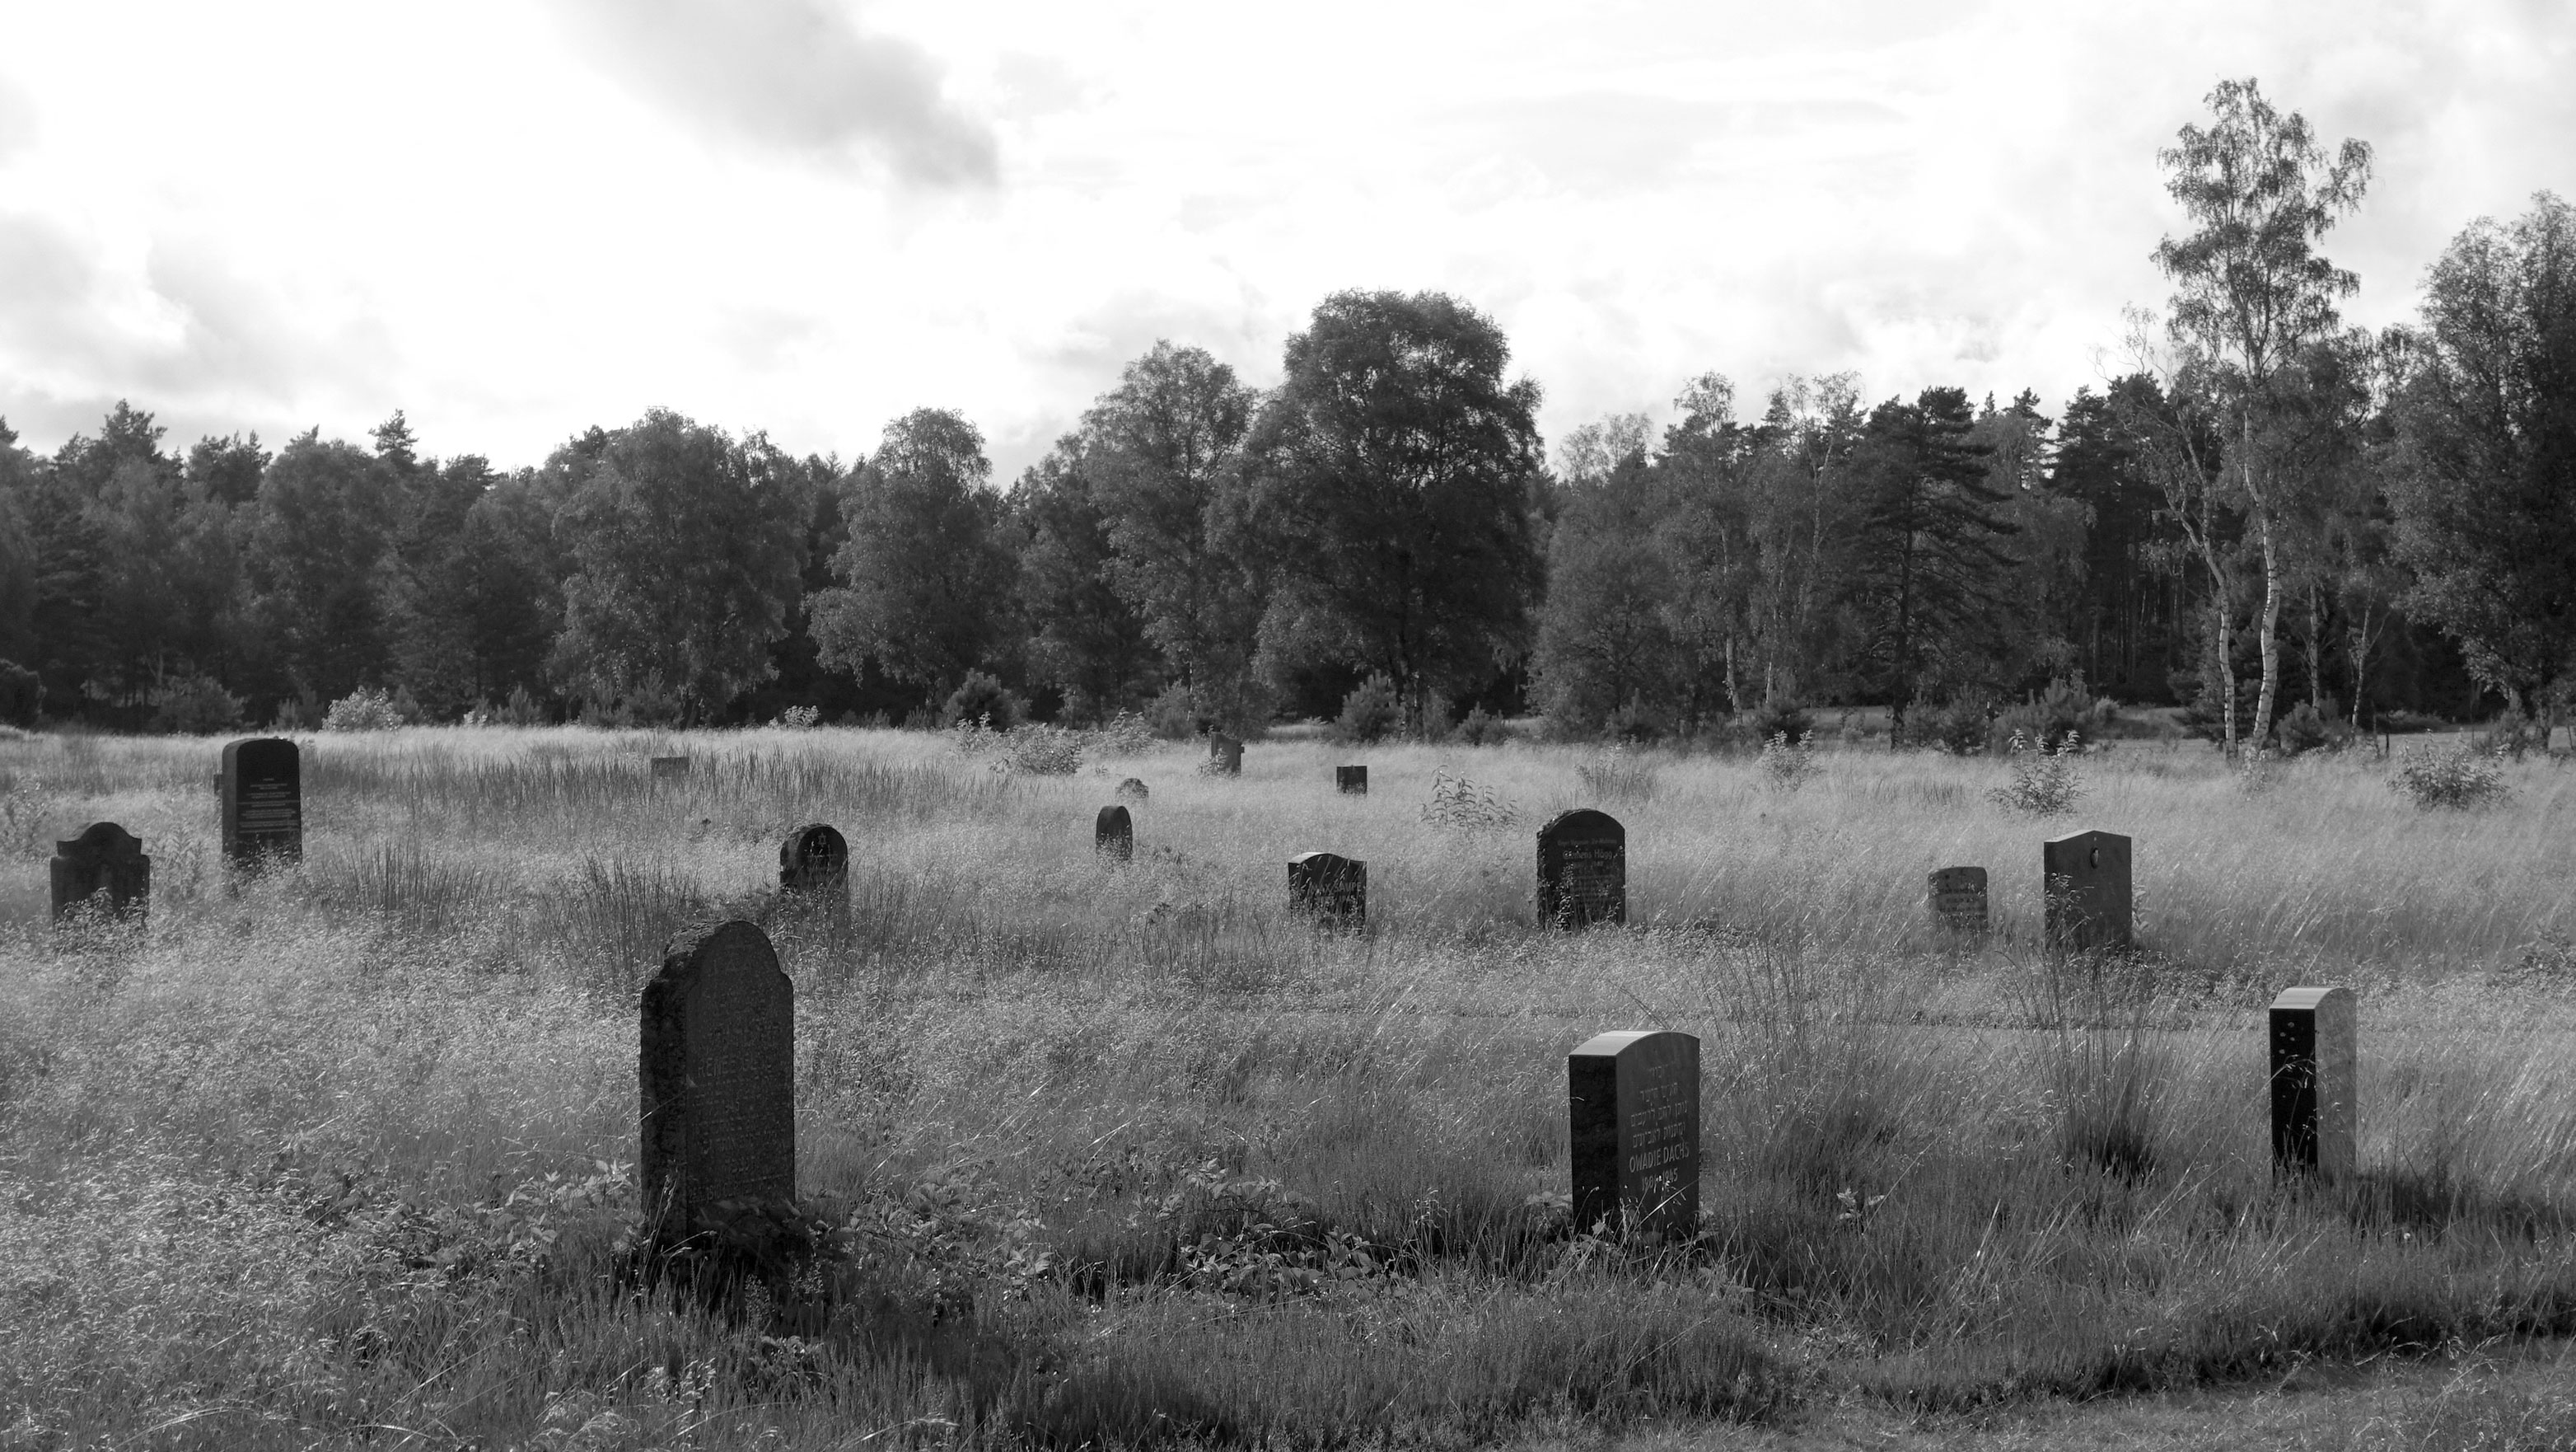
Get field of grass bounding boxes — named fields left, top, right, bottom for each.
left=2, top=724, right=2573, bottom=1450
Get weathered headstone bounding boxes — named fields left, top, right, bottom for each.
left=1537, top=808, right=1625, bottom=927
left=1208, top=733, right=1243, bottom=775
left=1288, top=850, right=1365, bottom=927
left=2269, top=986, right=2357, bottom=1183
left=1115, top=777, right=1150, bottom=802
left=50, top=822, right=151, bottom=924
left=1928, top=866, right=1989, bottom=935
left=778, top=823, right=849, bottom=907
left=651, top=755, right=691, bottom=780
left=2043, top=829, right=2132, bottom=953
left=1096, top=804, right=1134, bottom=863
left=220, top=737, right=302, bottom=869
left=1337, top=765, right=1367, bottom=795
left=1568, top=1030, right=1700, bottom=1239
left=641, top=920, right=796, bottom=1231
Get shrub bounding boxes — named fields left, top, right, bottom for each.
left=1748, top=698, right=1814, bottom=747
left=0, top=659, right=40, bottom=726
left=1999, top=676, right=2115, bottom=753
left=1987, top=730, right=2085, bottom=815
left=942, top=671, right=1024, bottom=732
left=1577, top=743, right=1658, bottom=802
left=1421, top=767, right=1522, bottom=832
left=776, top=705, right=821, bottom=728
left=1907, top=696, right=1994, bottom=754
left=1760, top=730, right=1818, bottom=789
left=1088, top=711, right=1156, bottom=756
left=1144, top=682, right=1199, bottom=740
left=272, top=694, right=316, bottom=731
left=2274, top=700, right=2335, bottom=756
left=2389, top=742, right=2509, bottom=811
left=151, top=674, right=245, bottom=734
left=1605, top=694, right=1668, bottom=744
left=498, top=685, right=547, bottom=727
left=324, top=686, right=408, bottom=732
left=1453, top=705, right=1515, bottom=746
left=996, top=724, right=1083, bottom=776
left=1334, top=674, right=1402, bottom=743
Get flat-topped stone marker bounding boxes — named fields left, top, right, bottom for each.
left=1096, top=804, right=1134, bottom=863
left=1288, top=850, right=1365, bottom=927
left=1569, top=1029, right=1700, bottom=1239
left=641, top=920, right=796, bottom=1233
left=778, top=823, right=849, bottom=908
left=1337, top=765, right=1367, bottom=795
left=1208, top=733, right=1244, bottom=775
left=2269, top=986, right=2356, bottom=1183
left=1928, top=866, right=1989, bottom=935
left=220, top=737, right=302, bottom=869
left=1538, top=808, right=1625, bottom=927
left=2043, top=829, right=2131, bottom=953
left=51, top=822, right=151, bottom=924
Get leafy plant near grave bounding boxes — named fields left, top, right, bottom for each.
left=1577, top=742, right=1658, bottom=801
left=1333, top=673, right=1401, bottom=744
left=1987, top=730, right=2085, bottom=815
left=1760, top=730, right=1819, bottom=790
left=2389, top=741, right=2510, bottom=810
left=325, top=685, right=409, bottom=732
left=1421, top=766, right=1521, bottom=831
left=1452, top=705, right=1516, bottom=745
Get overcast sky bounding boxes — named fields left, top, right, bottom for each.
left=2, top=0, right=2569, bottom=480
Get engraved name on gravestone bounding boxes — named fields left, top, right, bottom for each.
left=2269, top=986, right=2357, bottom=1183
left=1928, top=866, right=1989, bottom=934
left=1337, top=765, right=1367, bottom=795
left=778, top=823, right=849, bottom=906
left=220, top=737, right=302, bottom=869
left=1208, top=733, right=1244, bottom=775
left=1288, top=850, right=1366, bottom=927
left=1096, top=804, right=1134, bottom=863
left=2043, top=829, right=2132, bottom=953
left=50, top=822, right=151, bottom=924
left=1115, top=777, right=1150, bottom=803
left=1536, top=808, right=1625, bottom=927
left=641, top=920, right=796, bottom=1228
left=1568, top=1030, right=1700, bottom=1239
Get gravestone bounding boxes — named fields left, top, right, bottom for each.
left=2043, top=829, right=2132, bottom=953
left=1536, top=808, right=1625, bottom=927
left=1568, top=1030, right=1700, bottom=1239
left=641, top=920, right=796, bottom=1231
left=651, top=756, right=691, bottom=780
left=1096, top=804, right=1134, bottom=863
left=1115, top=777, right=1149, bottom=802
left=50, top=822, right=151, bottom=923
left=220, top=737, right=302, bottom=868
left=1209, top=733, right=1243, bottom=775
left=778, top=823, right=849, bottom=907
left=1288, top=850, right=1365, bottom=927
left=1928, top=866, right=1989, bottom=935
left=2269, top=986, right=2357, bottom=1183
left=1337, top=765, right=1368, bottom=795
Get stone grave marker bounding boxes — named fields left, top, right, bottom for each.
left=220, top=736, right=302, bottom=869
left=1568, top=1029, right=1700, bottom=1239
left=1337, top=765, right=1367, bottom=795
left=2043, top=829, right=2131, bottom=953
left=2269, top=986, right=2357, bottom=1183
left=1096, top=804, right=1134, bottom=863
left=1928, top=866, right=1989, bottom=935
left=50, top=822, right=151, bottom=924
left=651, top=755, right=691, bottom=780
left=1208, top=733, right=1244, bottom=775
left=641, top=920, right=796, bottom=1231
left=778, top=823, right=849, bottom=907
left=1115, top=777, right=1150, bottom=802
left=1537, top=808, right=1625, bottom=927
left=1288, top=850, right=1365, bottom=927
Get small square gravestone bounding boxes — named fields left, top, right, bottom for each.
left=1208, top=733, right=1243, bottom=775
left=2043, top=829, right=2131, bottom=953
left=1115, top=777, right=1149, bottom=802
left=1537, top=808, right=1625, bottom=927
left=1337, top=765, right=1367, bottom=795
left=651, top=755, right=691, bottom=780
left=50, top=822, right=151, bottom=924
left=1928, top=866, right=1989, bottom=935
left=778, top=823, right=849, bottom=907
left=1096, top=804, right=1134, bottom=863
left=2269, top=986, right=2357, bottom=1183
left=1568, top=1030, right=1700, bottom=1239
left=220, top=737, right=302, bottom=869
left=641, top=920, right=796, bottom=1231
left=1288, top=850, right=1365, bottom=927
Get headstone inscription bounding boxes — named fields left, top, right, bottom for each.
left=641, top=920, right=796, bottom=1231
left=50, top=822, right=151, bottom=923
left=1096, top=804, right=1134, bottom=863
left=1209, top=733, right=1243, bottom=775
left=651, top=756, right=691, bottom=780
left=1337, top=765, right=1367, bottom=795
left=1568, top=1030, right=1700, bottom=1239
left=778, top=823, right=849, bottom=907
left=2269, top=986, right=2357, bottom=1183
left=1536, top=808, right=1625, bottom=927
left=1115, top=777, right=1150, bottom=802
left=1928, top=866, right=1989, bottom=935
left=220, top=737, right=302, bottom=868
left=1288, top=850, right=1365, bottom=926
left=2042, top=829, right=2132, bottom=953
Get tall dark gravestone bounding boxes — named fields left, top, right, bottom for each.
left=220, top=737, right=302, bottom=868
left=1568, top=1030, right=1700, bottom=1239
left=1096, top=804, right=1134, bottom=863
left=641, top=920, right=796, bottom=1230
left=1288, top=850, right=1365, bottom=927
left=50, top=822, right=151, bottom=923
left=778, top=823, right=849, bottom=907
left=1928, top=866, right=1989, bottom=935
left=2269, top=986, right=2357, bottom=1183
left=2043, top=829, right=2131, bottom=953
left=1209, top=733, right=1243, bottom=775
left=1337, top=765, right=1367, bottom=795
left=1536, top=809, right=1626, bottom=927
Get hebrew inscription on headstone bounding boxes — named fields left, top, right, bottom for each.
left=1096, top=804, right=1134, bottom=863
left=50, top=822, right=151, bottom=923
left=1537, top=808, right=1625, bottom=927
left=1568, top=1029, right=1700, bottom=1239
left=2043, top=829, right=2131, bottom=953
left=1288, top=850, right=1366, bottom=927
left=2269, top=986, right=2356, bottom=1183
left=1928, top=866, right=1989, bottom=935
left=220, top=737, right=302, bottom=869
left=640, top=920, right=796, bottom=1230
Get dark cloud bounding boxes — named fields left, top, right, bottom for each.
left=552, top=0, right=997, bottom=187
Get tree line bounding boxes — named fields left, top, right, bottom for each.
left=1, top=80, right=2568, bottom=747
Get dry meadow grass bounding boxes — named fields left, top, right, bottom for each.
left=2, top=726, right=2572, bottom=1450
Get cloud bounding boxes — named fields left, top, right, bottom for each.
left=0, top=77, right=35, bottom=162
left=552, top=0, right=997, bottom=187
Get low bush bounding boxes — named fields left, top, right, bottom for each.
left=1452, top=705, right=1516, bottom=746
left=152, top=673, right=245, bottom=734
left=942, top=671, right=1025, bottom=732
left=2390, top=742, right=2509, bottom=810
left=1988, top=730, right=2085, bottom=815
left=1760, top=730, right=1819, bottom=790
left=324, top=686, right=409, bottom=732
left=1999, top=676, right=2115, bottom=753
left=1749, top=698, right=1816, bottom=747
left=2275, top=700, right=2337, bottom=756
left=1578, top=743, right=1659, bottom=802
left=1333, top=674, right=1401, bottom=744
left=0, top=658, right=41, bottom=726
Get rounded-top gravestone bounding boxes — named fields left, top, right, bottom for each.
left=1537, top=808, right=1625, bottom=927
left=51, top=821, right=151, bottom=923
left=220, top=737, right=302, bottom=868
left=641, top=920, right=796, bottom=1231
left=1096, top=804, right=1134, bottom=863
left=778, top=823, right=849, bottom=903
left=1288, top=850, right=1366, bottom=926
left=1567, top=1029, right=1699, bottom=1239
